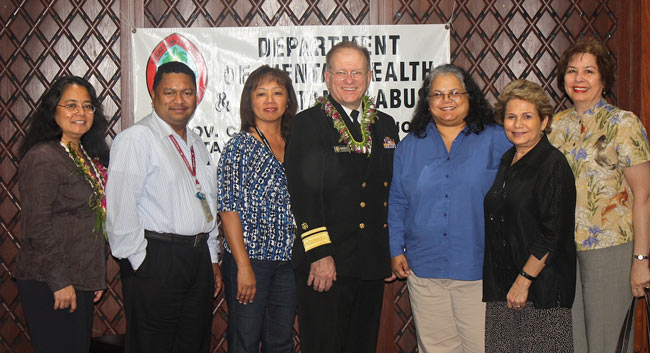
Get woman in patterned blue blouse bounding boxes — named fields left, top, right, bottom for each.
left=217, top=65, right=298, bottom=353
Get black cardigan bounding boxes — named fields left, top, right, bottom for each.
left=482, top=135, right=577, bottom=308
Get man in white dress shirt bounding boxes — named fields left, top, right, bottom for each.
left=106, top=62, right=222, bottom=353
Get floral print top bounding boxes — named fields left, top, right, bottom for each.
left=549, top=100, right=650, bottom=251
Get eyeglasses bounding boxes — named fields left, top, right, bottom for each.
left=330, top=70, right=368, bottom=81
left=428, top=90, right=468, bottom=102
left=57, top=103, right=96, bottom=113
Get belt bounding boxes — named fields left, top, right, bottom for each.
left=144, top=230, right=209, bottom=247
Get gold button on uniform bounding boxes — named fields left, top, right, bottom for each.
left=359, top=223, right=365, bottom=229
left=383, top=181, right=388, bottom=187
left=360, top=202, right=366, bottom=208
left=383, top=223, right=388, bottom=229
left=361, top=181, right=367, bottom=188
left=383, top=201, right=388, bottom=207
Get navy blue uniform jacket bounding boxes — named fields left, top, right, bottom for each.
left=285, top=96, right=399, bottom=280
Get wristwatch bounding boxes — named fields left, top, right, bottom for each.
left=633, top=254, right=650, bottom=261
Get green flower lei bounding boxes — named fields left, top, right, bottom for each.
left=316, top=95, right=378, bottom=155
left=61, top=142, right=108, bottom=240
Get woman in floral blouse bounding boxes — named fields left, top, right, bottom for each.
left=217, top=65, right=297, bottom=352
left=548, top=37, right=650, bottom=353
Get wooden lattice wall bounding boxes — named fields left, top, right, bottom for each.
left=0, top=0, right=646, bottom=352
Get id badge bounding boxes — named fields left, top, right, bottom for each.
left=196, top=192, right=214, bottom=223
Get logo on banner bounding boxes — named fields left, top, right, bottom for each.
left=146, top=33, right=208, bottom=104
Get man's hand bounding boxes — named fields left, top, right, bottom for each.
left=53, top=285, right=77, bottom=312
left=213, top=263, right=223, bottom=297
left=308, top=256, right=336, bottom=292
left=391, top=254, right=410, bottom=279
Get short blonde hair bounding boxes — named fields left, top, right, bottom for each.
left=495, top=79, right=554, bottom=133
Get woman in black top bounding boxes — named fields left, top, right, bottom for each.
left=483, top=79, right=576, bottom=352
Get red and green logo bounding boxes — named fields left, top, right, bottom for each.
left=146, top=33, right=207, bottom=104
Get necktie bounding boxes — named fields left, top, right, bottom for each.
left=350, top=110, right=360, bottom=130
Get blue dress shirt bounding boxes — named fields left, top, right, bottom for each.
left=388, top=121, right=511, bottom=280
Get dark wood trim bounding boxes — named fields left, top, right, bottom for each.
left=372, top=0, right=393, bottom=25
left=119, top=0, right=145, bottom=130
left=632, top=0, right=650, bottom=350
left=642, top=0, right=650, bottom=130
left=615, top=0, right=640, bottom=115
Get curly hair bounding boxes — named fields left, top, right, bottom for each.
left=494, top=79, right=554, bottom=133
left=19, top=76, right=110, bottom=165
left=556, top=36, right=615, bottom=97
left=239, top=65, right=298, bottom=141
left=410, top=64, right=495, bottom=138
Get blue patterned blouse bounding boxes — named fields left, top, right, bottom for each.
left=217, top=132, right=295, bottom=261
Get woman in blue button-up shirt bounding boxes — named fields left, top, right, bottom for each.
left=389, top=64, right=510, bottom=353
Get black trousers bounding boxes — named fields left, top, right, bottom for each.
left=120, top=234, right=214, bottom=353
left=295, top=272, right=385, bottom=353
left=17, top=279, right=95, bottom=353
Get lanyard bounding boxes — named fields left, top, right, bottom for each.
left=254, top=126, right=273, bottom=153
left=169, top=135, right=200, bottom=189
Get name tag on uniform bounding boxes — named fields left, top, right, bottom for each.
left=333, top=145, right=351, bottom=153
left=383, top=137, right=396, bottom=149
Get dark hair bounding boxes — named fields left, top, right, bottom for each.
left=240, top=65, right=297, bottom=140
left=20, top=76, right=110, bottom=165
left=410, top=64, right=495, bottom=138
left=153, top=61, right=197, bottom=91
left=495, top=79, right=554, bottom=133
left=556, top=37, right=615, bottom=97
left=326, top=41, right=371, bottom=72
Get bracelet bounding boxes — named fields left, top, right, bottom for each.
left=519, top=269, right=537, bottom=281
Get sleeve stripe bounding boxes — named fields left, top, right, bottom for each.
left=301, top=226, right=327, bottom=239
left=302, top=232, right=332, bottom=251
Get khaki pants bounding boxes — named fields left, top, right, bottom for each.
left=407, top=272, right=485, bottom=353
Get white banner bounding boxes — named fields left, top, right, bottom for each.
left=132, top=25, right=450, bottom=159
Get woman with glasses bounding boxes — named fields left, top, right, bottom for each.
left=389, top=64, right=510, bottom=352
left=15, top=76, right=109, bottom=353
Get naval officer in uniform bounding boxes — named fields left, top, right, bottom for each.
left=285, top=41, right=399, bottom=353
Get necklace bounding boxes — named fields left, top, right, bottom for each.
left=316, top=96, right=377, bottom=155
left=60, top=142, right=108, bottom=240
